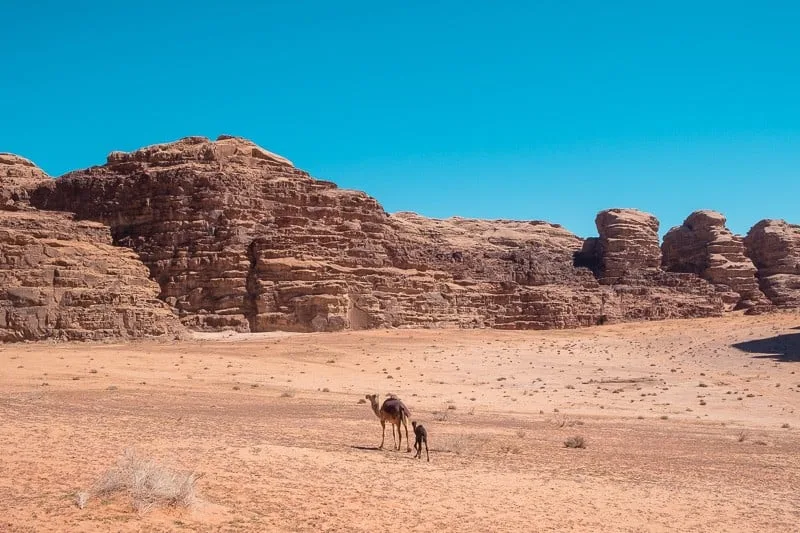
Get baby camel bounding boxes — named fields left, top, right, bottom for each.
left=365, top=394, right=411, bottom=452
left=412, top=421, right=429, bottom=462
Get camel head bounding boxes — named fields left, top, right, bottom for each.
left=365, top=394, right=381, bottom=417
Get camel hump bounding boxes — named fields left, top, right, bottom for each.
left=381, top=398, right=409, bottom=418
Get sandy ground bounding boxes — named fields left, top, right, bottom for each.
left=1, top=312, right=800, bottom=532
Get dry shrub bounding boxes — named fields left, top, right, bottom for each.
left=551, top=413, right=583, bottom=428
left=77, top=449, right=200, bottom=514
left=434, top=410, right=449, bottom=422
left=564, top=435, right=586, bottom=449
left=498, top=443, right=522, bottom=454
left=434, top=433, right=488, bottom=455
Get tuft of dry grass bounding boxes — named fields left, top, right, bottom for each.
left=551, top=413, right=584, bottom=428
left=434, top=410, right=449, bottom=422
left=498, top=443, right=522, bottom=454
left=434, top=433, right=488, bottom=455
left=77, top=449, right=200, bottom=514
left=564, top=435, right=586, bottom=449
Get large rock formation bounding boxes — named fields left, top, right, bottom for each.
left=29, top=137, right=728, bottom=333
left=33, top=135, right=404, bottom=331
left=744, top=220, right=800, bottom=308
left=574, top=208, right=725, bottom=321
left=662, top=210, right=770, bottom=311
left=1, top=153, right=51, bottom=210
left=1, top=155, right=184, bottom=342
left=0, top=210, right=183, bottom=341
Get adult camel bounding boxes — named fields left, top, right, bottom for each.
left=365, top=394, right=411, bottom=452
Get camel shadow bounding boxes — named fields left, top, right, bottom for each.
left=350, top=445, right=416, bottom=459
left=350, top=445, right=381, bottom=451
left=732, top=332, right=800, bottom=362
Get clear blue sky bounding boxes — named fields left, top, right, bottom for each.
left=2, top=1, right=799, bottom=237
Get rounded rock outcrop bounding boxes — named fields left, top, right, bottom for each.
left=0, top=153, right=51, bottom=210
left=594, top=208, right=662, bottom=282
left=662, top=210, right=770, bottom=311
left=744, top=219, right=800, bottom=308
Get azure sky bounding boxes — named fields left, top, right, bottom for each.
left=2, top=1, right=799, bottom=237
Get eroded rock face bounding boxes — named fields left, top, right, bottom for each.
left=744, top=220, right=800, bottom=308
left=33, top=136, right=400, bottom=331
left=593, top=209, right=662, bottom=282
left=0, top=210, right=183, bottom=341
left=574, top=208, right=727, bottom=320
left=662, top=211, right=769, bottom=311
left=0, top=153, right=51, bottom=210
left=30, top=136, right=729, bottom=332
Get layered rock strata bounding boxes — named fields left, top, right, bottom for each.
left=31, top=137, right=727, bottom=332
left=576, top=208, right=725, bottom=320
left=662, top=210, right=770, bottom=311
left=744, top=220, right=800, bottom=308
left=0, top=210, right=183, bottom=341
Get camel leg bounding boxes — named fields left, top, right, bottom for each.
left=380, top=419, right=386, bottom=449
left=403, top=419, right=411, bottom=452
left=425, top=439, right=429, bottom=462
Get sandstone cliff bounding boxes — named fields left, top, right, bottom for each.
left=29, top=137, right=728, bottom=333
left=0, top=210, right=183, bottom=341
left=744, top=220, right=800, bottom=308
left=662, top=210, right=770, bottom=311
left=1, top=154, right=184, bottom=342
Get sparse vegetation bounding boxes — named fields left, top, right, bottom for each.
left=564, top=436, right=586, bottom=449
left=77, top=449, right=199, bottom=514
left=434, top=433, right=487, bottom=455
left=499, top=443, right=522, bottom=454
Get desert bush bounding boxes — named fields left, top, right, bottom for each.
left=498, top=443, right=522, bottom=454
left=77, top=449, right=200, bottom=514
left=434, top=433, right=489, bottom=455
left=564, top=436, right=586, bottom=449
left=551, top=413, right=583, bottom=428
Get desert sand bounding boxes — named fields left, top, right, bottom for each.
left=1, top=313, right=799, bottom=532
